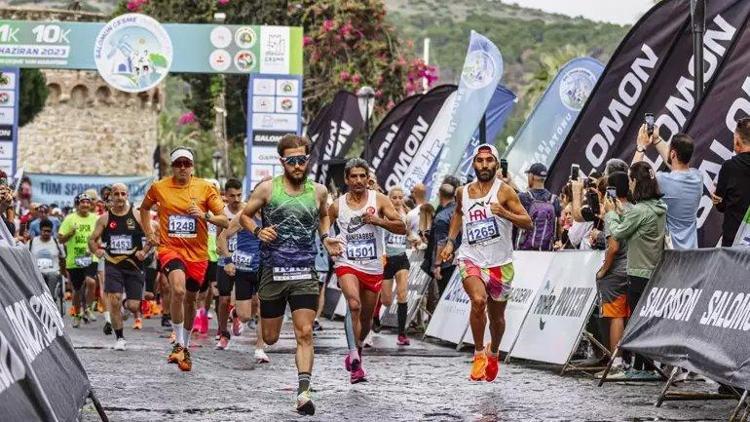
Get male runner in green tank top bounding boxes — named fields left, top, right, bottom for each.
left=239, top=135, right=341, bottom=415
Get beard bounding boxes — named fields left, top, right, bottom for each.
left=474, top=165, right=497, bottom=182
left=285, top=166, right=308, bottom=185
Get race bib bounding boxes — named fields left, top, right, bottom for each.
left=109, top=235, right=133, bottom=254
left=74, top=256, right=92, bottom=267
left=37, top=258, right=53, bottom=270
left=228, top=235, right=238, bottom=253
left=233, top=250, right=255, bottom=271
left=208, top=223, right=217, bottom=236
left=168, top=215, right=197, bottom=238
left=346, top=238, right=377, bottom=261
left=273, top=267, right=312, bottom=282
left=466, top=218, right=500, bottom=245
left=386, top=234, right=406, bottom=248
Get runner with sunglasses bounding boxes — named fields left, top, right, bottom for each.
left=140, top=147, right=228, bottom=372
left=238, top=135, right=341, bottom=415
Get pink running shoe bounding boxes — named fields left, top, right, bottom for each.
left=199, top=309, right=209, bottom=334
left=350, top=365, right=368, bottom=384
left=397, top=334, right=411, bottom=346
left=231, top=310, right=244, bottom=337
left=344, top=350, right=360, bottom=372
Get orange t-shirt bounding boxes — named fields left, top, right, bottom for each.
left=144, top=177, right=224, bottom=263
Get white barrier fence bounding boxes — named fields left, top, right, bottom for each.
left=425, top=250, right=603, bottom=364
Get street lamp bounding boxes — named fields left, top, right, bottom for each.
left=212, top=150, right=223, bottom=180
left=357, top=86, right=376, bottom=162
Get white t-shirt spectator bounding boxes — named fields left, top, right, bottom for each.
left=29, top=236, right=65, bottom=274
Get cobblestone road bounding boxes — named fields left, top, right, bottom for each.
left=69, top=315, right=738, bottom=421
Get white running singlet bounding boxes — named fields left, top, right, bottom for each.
left=334, top=191, right=385, bottom=275
left=456, top=178, right=513, bottom=267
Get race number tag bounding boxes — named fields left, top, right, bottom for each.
left=228, top=235, right=238, bottom=253
left=37, top=258, right=53, bottom=270
left=208, top=222, right=217, bottom=236
left=233, top=250, right=255, bottom=271
left=74, top=256, right=93, bottom=267
left=346, top=238, right=377, bottom=261
left=466, top=218, right=500, bottom=245
left=386, top=234, right=406, bottom=248
left=273, top=267, right=312, bottom=282
left=109, top=235, right=133, bottom=254
left=168, top=215, right=197, bottom=238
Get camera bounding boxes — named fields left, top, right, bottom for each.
left=606, top=186, right=617, bottom=200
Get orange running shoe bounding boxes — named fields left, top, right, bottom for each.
left=485, top=353, right=500, bottom=382
left=470, top=352, right=488, bottom=381
left=68, top=305, right=77, bottom=317
left=133, top=318, right=143, bottom=330
left=141, top=301, right=152, bottom=319
left=168, top=344, right=184, bottom=364
left=178, top=348, right=192, bottom=372
left=97, top=300, right=105, bottom=313
left=151, top=301, right=162, bottom=316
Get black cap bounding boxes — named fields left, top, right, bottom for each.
left=525, top=163, right=548, bottom=178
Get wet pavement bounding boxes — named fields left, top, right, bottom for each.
left=69, top=314, right=739, bottom=421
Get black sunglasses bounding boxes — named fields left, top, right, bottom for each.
left=172, top=160, right=193, bottom=168
left=282, top=155, right=309, bottom=166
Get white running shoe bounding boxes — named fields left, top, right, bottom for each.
left=114, top=338, right=127, bottom=351
left=254, top=348, right=270, bottom=363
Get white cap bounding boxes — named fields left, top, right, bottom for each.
left=170, top=148, right=194, bottom=163
left=472, top=144, right=499, bottom=161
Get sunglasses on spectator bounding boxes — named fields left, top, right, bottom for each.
left=282, top=155, right=309, bottom=166
left=172, top=160, right=193, bottom=168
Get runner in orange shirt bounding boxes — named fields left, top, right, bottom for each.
left=140, top=147, right=228, bottom=371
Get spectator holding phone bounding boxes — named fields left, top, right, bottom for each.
left=633, top=124, right=702, bottom=249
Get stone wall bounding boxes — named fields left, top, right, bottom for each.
left=18, top=70, right=162, bottom=175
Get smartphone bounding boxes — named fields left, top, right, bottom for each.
left=606, top=186, right=617, bottom=199
left=500, top=159, right=508, bottom=178
left=571, top=164, right=580, bottom=181
left=586, top=190, right=601, bottom=215
left=645, top=113, right=655, bottom=136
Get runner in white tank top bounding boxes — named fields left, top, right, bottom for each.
left=329, top=159, right=406, bottom=384
left=439, top=145, right=532, bottom=383
left=380, top=187, right=412, bottom=346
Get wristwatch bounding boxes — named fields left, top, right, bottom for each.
left=321, top=233, right=329, bottom=241
left=636, top=145, right=647, bottom=153
left=204, top=212, right=211, bottom=221
left=253, top=226, right=261, bottom=237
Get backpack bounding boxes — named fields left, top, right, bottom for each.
left=517, top=193, right=557, bottom=251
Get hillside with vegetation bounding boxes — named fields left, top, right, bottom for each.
left=385, top=0, right=632, bottom=149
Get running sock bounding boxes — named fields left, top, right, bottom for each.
left=172, top=322, right=184, bottom=345
left=184, top=332, right=191, bottom=348
left=115, top=329, right=124, bottom=339
left=298, top=372, right=311, bottom=395
left=397, top=302, right=408, bottom=335
left=104, top=311, right=111, bottom=324
left=344, top=308, right=357, bottom=352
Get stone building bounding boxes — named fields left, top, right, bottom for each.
left=1, top=6, right=162, bottom=176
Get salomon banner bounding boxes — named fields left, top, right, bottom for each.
left=0, top=246, right=92, bottom=420
left=510, top=251, right=602, bottom=364
left=682, top=14, right=750, bottom=247
left=620, top=248, right=750, bottom=390
left=308, top=91, right=364, bottom=184
left=547, top=0, right=750, bottom=195
left=307, top=91, right=364, bottom=183
left=429, top=31, right=504, bottom=202
left=424, top=270, right=470, bottom=345
left=380, top=251, right=429, bottom=328
left=455, top=84, right=517, bottom=184
left=376, top=85, right=456, bottom=192
left=504, top=58, right=603, bottom=190
left=463, top=252, right=555, bottom=353
left=369, top=94, right=423, bottom=170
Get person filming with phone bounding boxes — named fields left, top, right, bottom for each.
left=632, top=113, right=702, bottom=249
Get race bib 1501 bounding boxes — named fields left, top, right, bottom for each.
left=466, top=218, right=500, bottom=245
left=168, top=215, right=197, bottom=238
left=346, top=238, right=377, bottom=261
